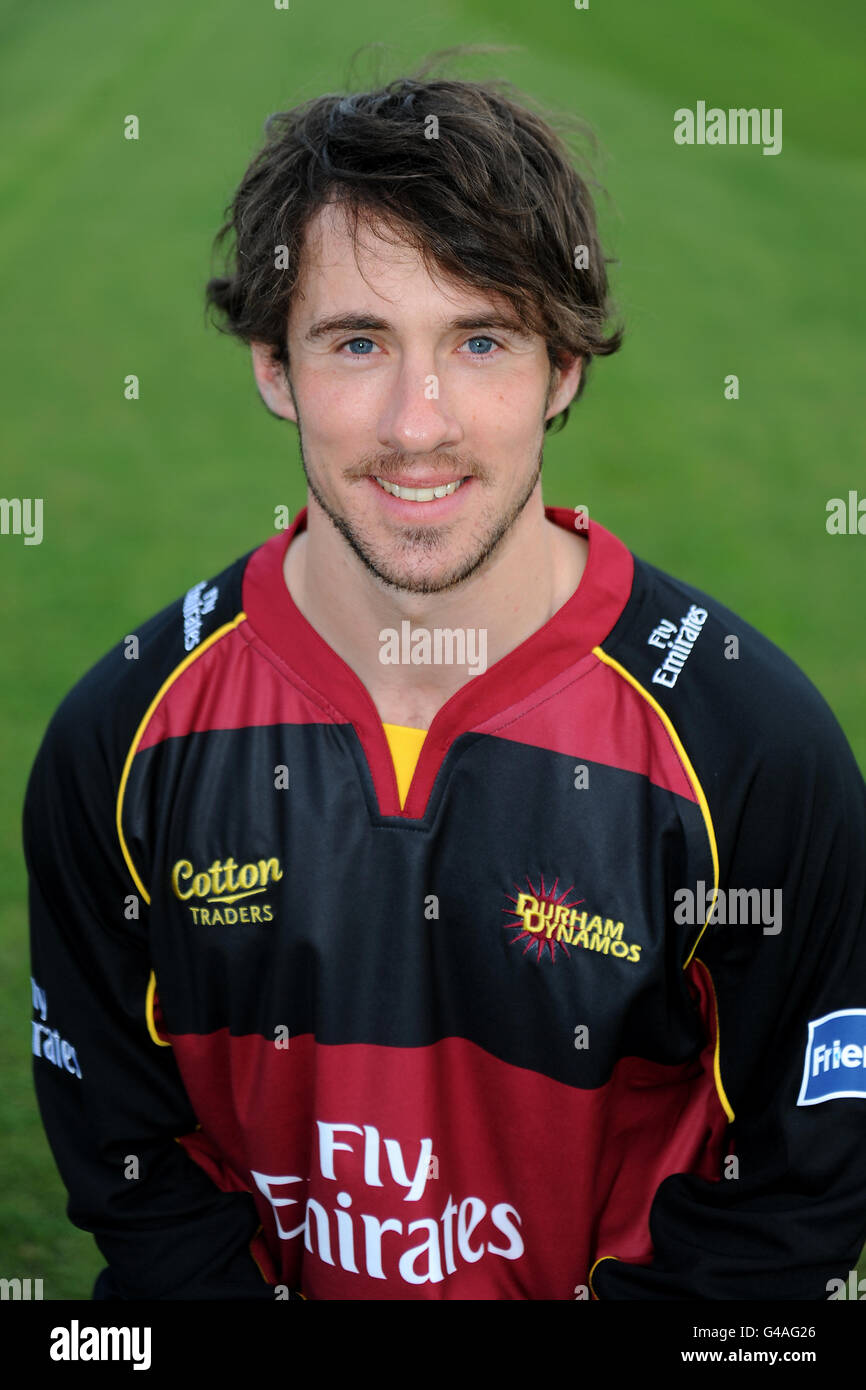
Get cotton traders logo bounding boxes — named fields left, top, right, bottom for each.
left=170, top=854, right=283, bottom=925
left=503, top=876, right=642, bottom=965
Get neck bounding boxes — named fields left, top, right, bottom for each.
left=283, top=488, right=587, bottom=729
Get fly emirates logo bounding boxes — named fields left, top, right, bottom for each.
left=251, top=1121, right=524, bottom=1287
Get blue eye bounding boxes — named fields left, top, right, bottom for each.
left=342, top=338, right=375, bottom=355
left=465, top=337, right=495, bottom=355
left=337, top=334, right=499, bottom=358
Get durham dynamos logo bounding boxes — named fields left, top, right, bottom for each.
left=504, top=875, right=642, bottom=964
left=170, top=854, right=283, bottom=925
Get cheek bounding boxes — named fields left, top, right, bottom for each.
left=471, top=394, right=545, bottom=451
left=296, top=367, right=380, bottom=439
left=461, top=365, right=547, bottom=431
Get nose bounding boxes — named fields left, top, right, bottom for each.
left=376, top=357, right=464, bottom=456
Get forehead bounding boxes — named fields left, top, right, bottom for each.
left=290, top=200, right=520, bottom=326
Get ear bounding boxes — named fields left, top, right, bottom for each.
left=250, top=342, right=298, bottom=423
left=544, top=353, right=583, bottom=423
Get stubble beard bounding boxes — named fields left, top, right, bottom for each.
left=292, top=408, right=546, bottom=597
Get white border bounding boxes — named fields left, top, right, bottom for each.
left=797, top=1008, right=866, bottom=1106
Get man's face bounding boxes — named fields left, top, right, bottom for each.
left=252, top=201, right=581, bottom=595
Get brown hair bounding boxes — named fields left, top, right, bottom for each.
left=205, top=50, right=624, bottom=433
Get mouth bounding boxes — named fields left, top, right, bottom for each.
left=374, top=476, right=465, bottom=503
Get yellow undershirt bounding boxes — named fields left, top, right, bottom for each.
left=382, top=723, right=428, bottom=808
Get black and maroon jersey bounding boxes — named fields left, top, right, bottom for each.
left=24, top=506, right=866, bottom=1300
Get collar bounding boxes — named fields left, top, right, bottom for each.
left=242, top=505, right=634, bottom=816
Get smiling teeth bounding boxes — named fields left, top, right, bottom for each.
left=375, top=477, right=464, bottom=502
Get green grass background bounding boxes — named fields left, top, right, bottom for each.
left=1, top=0, right=864, bottom=1298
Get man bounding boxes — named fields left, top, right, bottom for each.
left=25, top=64, right=866, bottom=1301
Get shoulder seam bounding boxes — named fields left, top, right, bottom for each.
left=592, top=644, right=719, bottom=967
left=115, top=612, right=248, bottom=905
left=692, top=956, right=736, bottom=1123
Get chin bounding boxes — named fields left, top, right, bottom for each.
left=372, top=562, right=460, bottom=596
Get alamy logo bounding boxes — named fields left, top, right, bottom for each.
left=49, top=1321, right=151, bottom=1370
left=0, top=1278, right=43, bottom=1300
left=182, top=581, right=218, bottom=651
left=674, top=103, right=782, bottom=156
left=797, top=1010, right=866, bottom=1106
left=0, top=497, right=42, bottom=545
left=378, top=621, right=487, bottom=676
left=647, top=604, right=708, bottom=688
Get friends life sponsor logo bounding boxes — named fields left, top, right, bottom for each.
left=170, top=854, right=283, bottom=926
left=673, top=882, right=782, bottom=936
left=30, top=976, right=82, bottom=1079
left=182, top=579, right=218, bottom=651
left=378, top=620, right=487, bottom=676
left=647, top=604, right=708, bottom=689
left=49, top=1321, right=151, bottom=1372
left=503, top=876, right=642, bottom=965
left=798, top=1010, right=866, bottom=1106
left=252, top=1120, right=524, bottom=1287
left=674, top=102, right=782, bottom=157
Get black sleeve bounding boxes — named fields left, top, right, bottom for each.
left=595, top=589, right=866, bottom=1300
left=24, top=637, right=276, bottom=1300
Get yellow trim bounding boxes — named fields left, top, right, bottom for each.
left=173, top=1122, right=202, bottom=1144
left=588, top=1253, right=620, bottom=1299
left=694, top=956, right=735, bottom=1123
left=145, top=969, right=171, bottom=1047
left=115, top=613, right=248, bottom=905
left=591, top=646, right=720, bottom=967
left=382, top=722, right=428, bottom=809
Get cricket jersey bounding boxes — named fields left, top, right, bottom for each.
left=24, top=506, right=866, bottom=1300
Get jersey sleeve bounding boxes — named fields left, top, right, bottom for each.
left=594, top=577, right=866, bottom=1300
left=24, top=607, right=277, bottom=1300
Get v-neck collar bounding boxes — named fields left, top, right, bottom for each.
left=243, top=506, right=635, bottom=818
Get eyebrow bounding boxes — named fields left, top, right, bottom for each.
left=304, top=312, right=533, bottom=342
